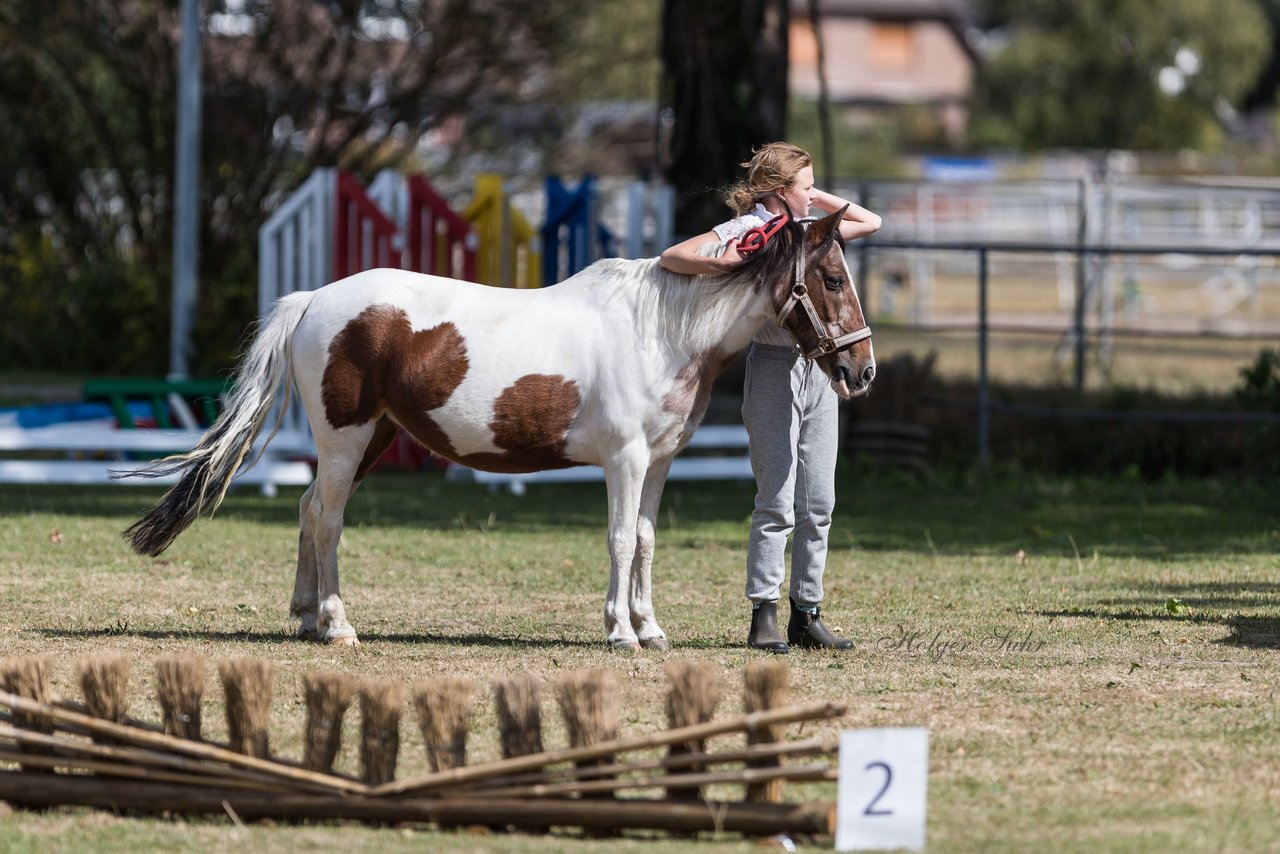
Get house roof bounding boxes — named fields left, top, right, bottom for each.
left=796, top=0, right=971, bottom=22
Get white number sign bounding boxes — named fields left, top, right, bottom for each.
left=836, top=728, right=928, bottom=851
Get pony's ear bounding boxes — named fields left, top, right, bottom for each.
left=806, top=204, right=848, bottom=247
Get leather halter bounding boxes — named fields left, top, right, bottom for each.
left=775, top=217, right=873, bottom=358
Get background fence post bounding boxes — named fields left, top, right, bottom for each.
left=463, top=175, right=539, bottom=288
left=1074, top=176, right=1089, bottom=390
left=858, top=181, right=873, bottom=319
left=978, top=247, right=990, bottom=469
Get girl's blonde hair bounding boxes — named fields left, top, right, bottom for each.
left=723, top=142, right=812, bottom=215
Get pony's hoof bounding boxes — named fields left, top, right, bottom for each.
left=607, top=638, right=642, bottom=652
left=326, top=633, right=360, bottom=648
left=639, top=636, right=671, bottom=651
left=296, top=626, right=319, bottom=642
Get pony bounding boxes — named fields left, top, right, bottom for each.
left=123, top=207, right=875, bottom=649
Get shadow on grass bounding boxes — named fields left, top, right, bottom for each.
left=1099, top=581, right=1280, bottom=610
left=36, top=626, right=611, bottom=650
left=35, top=625, right=756, bottom=652
left=1219, top=616, right=1280, bottom=649
left=1038, top=607, right=1280, bottom=650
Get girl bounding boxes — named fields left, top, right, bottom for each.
left=660, top=142, right=881, bottom=653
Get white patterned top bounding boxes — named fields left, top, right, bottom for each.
left=712, top=203, right=772, bottom=242
left=712, top=204, right=796, bottom=348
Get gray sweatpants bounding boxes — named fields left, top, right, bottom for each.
left=742, top=342, right=839, bottom=609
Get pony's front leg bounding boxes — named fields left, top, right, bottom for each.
left=289, top=482, right=320, bottom=639
left=603, top=448, right=647, bottom=650
left=629, top=457, right=673, bottom=650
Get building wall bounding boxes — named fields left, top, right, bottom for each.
left=789, top=16, right=973, bottom=105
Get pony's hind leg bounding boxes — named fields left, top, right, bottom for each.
left=290, top=482, right=320, bottom=639
left=290, top=419, right=397, bottom=642
left=307, top=422, right=381, bottom=646
left=629, top=457, right=673, bottom=650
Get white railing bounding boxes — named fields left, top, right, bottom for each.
left=0, top=423, right=313, bottom=496
left=258, top=168, right=333, bottom=316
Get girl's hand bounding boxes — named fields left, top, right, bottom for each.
left=718, top=238, right=746, bottom=269
left=813, top=189, right=882, bottom=240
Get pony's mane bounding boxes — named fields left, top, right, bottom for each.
left=582, top=221, right=803, bottom=354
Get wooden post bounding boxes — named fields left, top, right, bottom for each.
left=0, top=771, right=836, bottom=836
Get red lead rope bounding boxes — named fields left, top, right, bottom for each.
left=735, top=213, right=789, bottom=256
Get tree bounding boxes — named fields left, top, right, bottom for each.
left=660, top=0, right=789, bottom=235
left=0, top=0, right=588, bottom=374
left=1242, top=0, right=1280, bottom=114
left=970, top=0, right=1272, bottom=151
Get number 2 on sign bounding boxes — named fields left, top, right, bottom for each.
left=836, top=728, right=928, bottom=852
left=862, top=761, right=893, bottom=816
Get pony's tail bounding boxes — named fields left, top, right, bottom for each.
left=122, top=290, right=316, bottom=557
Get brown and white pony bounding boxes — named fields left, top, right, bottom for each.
left=123, top=207, right=875, bottom=649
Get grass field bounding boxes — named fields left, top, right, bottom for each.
left=0, top=467, right=1277, bottom=853
left=869, top=325, right=1272, bottom=395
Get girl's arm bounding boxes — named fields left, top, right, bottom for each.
left=812, top=189, right=882, bottom=241
left=658, top=230, right=747, bottom=276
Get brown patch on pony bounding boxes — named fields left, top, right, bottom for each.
left=459, top=374, right=582, bottom=473
left=382, top=324, right=471, bottom=461
left=321, top=307, right=581, bottom=472
left=321, top=306, right=469, bottom=430
left=321, top=306, right=471, bottom=463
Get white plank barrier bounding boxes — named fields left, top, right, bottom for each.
left=0, top=425, right=314, bottom=497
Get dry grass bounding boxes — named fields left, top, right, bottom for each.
left=0, top=471, right=1276, bottom=852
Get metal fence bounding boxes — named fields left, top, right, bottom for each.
left=847, top=176, right=1280, bottom=338
left=857, top=236, right=1280, bottom=467
left=810, top=176, right=1280, bottom=466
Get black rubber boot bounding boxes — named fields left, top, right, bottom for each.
left=787, top=599, right=853, bottom=650
left=747, top=601, right=790, bottom=654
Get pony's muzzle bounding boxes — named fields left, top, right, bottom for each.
left=830, top=357, right=875, bottom=400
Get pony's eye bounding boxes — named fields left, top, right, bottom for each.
left=825, top=276, right=844, bottom=290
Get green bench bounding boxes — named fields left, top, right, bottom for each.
left=82, top=378, right=232, bottom=429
